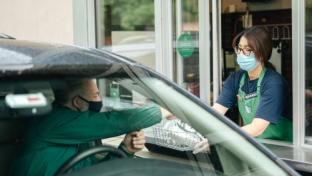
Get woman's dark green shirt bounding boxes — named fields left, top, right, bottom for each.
left=12, top=104, right=162, bottom=176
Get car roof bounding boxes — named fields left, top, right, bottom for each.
left=0, top=39, right=139, bottom=79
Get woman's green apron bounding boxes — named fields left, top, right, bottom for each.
left=237, top=68, right=292, bottom=142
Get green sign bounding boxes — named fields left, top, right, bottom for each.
left=177, top=32, right=196, bottom=58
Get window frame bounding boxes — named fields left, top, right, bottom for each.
left=74, top=0, right=312, bottom=149
left=292, top=0, right=307, bottom=149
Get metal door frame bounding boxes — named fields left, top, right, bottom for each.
left=155, top=0, right=217, bottom=105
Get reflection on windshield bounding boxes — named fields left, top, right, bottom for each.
left=0, top=48, right=33, bottom=69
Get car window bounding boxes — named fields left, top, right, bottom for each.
left=1, top=76, right=290, bottom=175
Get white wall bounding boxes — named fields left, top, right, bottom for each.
left=222, top=0, right=291, bottom=13
left=0, top=0, right=74, bottom=44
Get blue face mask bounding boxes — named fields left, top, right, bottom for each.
left=236, top=53, right=257, bottom=71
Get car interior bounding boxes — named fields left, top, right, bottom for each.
left=0, top=77, right=292, bottom=176
left=0, top=78, right=218, bottom=176
left=0, top=80, right=53, bottom=175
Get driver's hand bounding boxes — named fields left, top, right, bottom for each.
left=122, top=130, right=145, bottom=153
left=193, top=138, right=210, bottom=154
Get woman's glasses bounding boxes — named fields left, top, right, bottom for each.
left=234, top=47, right=254, bottom=56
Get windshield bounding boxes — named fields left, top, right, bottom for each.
left=98, top=72, right=290, bottom=176
left=1, top=69, right=291, bottom=176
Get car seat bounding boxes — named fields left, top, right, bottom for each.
left=0, top=99, right=29, bottom=175
left=0, top=119, right=28, bottom=175
left=0, top=86, right=35, bottom=175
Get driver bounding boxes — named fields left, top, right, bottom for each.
left=12, top=79, right=162, bottom=176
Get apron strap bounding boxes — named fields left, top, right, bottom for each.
left=239, top=68, right=267, bottom=90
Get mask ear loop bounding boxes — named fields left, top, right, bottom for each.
left=77, top=95, right=89, bottom=103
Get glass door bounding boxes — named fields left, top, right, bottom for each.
left=96, top=0, right=219, bottom=105
left=173, top=0, right=200, bottom=97
left=305, top=0, right=312, bottom=144
left=95, top=0, right=156, bottom=69
left=171, top=0, right=217, bottom=104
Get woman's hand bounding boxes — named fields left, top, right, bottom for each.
left=212, top=103, right=228, bottom=115
left=193, top=138, right=210, bottom=154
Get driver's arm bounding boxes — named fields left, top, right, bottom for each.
left=36, top=104, right=162, bottom=145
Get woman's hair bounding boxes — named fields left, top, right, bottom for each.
left=232, top=26, right=275, bottom=70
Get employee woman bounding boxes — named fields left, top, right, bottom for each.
left=213, top=26, right=292, bottom=141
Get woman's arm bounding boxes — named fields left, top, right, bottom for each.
left=241, top=118, right=270, bottom=137
left=212, top=103, right=228, bottom=115
left=213, top=103, right=270, bottom=137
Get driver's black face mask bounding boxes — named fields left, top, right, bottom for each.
left=77, top=96, right=103, bottom=112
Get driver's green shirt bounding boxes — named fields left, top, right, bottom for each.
left=12, top=104, right=162, bottom=176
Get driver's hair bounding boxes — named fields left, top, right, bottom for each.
left=52, top=79, right=86, bottom=105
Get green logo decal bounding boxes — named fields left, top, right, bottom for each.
left=177, top=32, right=195, bottom=58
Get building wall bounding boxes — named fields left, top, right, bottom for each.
left=222, top=0, right=291, bottom=13
left=0, top=0, right=74, bottom=44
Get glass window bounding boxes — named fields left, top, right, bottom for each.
left=305, top=0, right=312, bottom=144
left=173, top=0, right=200, bottom=97
left=96, top=0, right=156, bottom=69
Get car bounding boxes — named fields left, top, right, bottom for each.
left=0, top=38, right=300, bottom=176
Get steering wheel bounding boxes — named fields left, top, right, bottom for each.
left=56, top=145, right=127, bottom=175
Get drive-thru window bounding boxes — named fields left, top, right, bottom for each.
left=72, top=0, right=312, bottom=174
